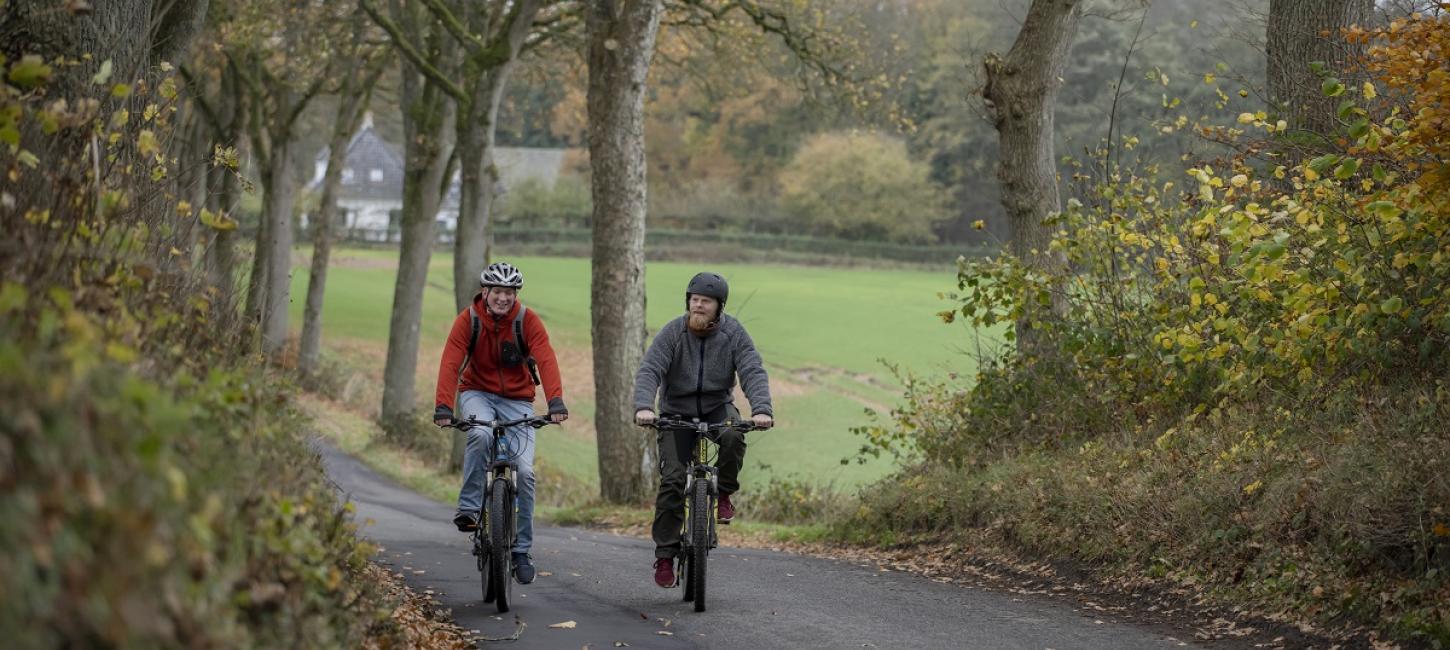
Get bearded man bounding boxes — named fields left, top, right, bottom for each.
left=632, top=271, right=774, bottom=588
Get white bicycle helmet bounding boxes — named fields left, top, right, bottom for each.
left=480, top=261, right=524, bottom=289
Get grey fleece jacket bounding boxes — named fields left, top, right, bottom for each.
left=633, top=313, right=773, bottom=419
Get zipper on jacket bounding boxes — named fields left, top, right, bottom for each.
left=695, top=334, right=706, bottom=417
left=494, top=321, right=508, bottom=398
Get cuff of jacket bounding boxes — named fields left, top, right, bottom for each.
left=751, top=406, right=773, bottom=417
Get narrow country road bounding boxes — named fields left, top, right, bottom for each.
left=318, top=441, right=1200, bottom=649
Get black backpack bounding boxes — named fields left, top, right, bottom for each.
left=464, top=303, right=541, bottom=386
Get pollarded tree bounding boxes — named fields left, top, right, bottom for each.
left=226, top=0, right=351, bottom=359
left=298, top=11, right=391, bottom=381
left=363, top=0, right=574, bottom=314
left=586, top=0, right=665, bottom=504
left=778, top=132, right=947, bottom=243
left=586, top=0, right=866, bottom=503
left=982, top=0, right=1085, bottom=348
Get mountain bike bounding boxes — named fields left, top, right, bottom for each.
left=441, top=415, right=555, bottom=614
left=646, top=417, right=762, bottom=613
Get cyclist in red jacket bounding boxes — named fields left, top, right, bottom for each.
left=433, top=261, right=567, bottom=585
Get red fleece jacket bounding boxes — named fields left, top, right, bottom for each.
left=434, top=295, right=564, bottom=411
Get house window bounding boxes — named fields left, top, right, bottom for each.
left=342, top=168, right=354, bottom=183
left=369, top=168, right=384, bottom=182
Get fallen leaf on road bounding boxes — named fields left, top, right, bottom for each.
left=571, top=572, right=582, bottom=577
left=657, top=631, right=674, bottom=636
left=549, top=621, right=578, bottom=629
left=639, top=613, right=648, bottom=620
left=614, top=643, right=630, bottom=647
left=538, top=571, right=554, bottom=577
left=413, top=570, right=425, bottom=575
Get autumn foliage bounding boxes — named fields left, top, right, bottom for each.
left=856, top=10, right=1450, bottom=644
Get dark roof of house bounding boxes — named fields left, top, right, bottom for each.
left=312, top=123, right=568, bottom=208
left=310, top=124, right=406, bottom=202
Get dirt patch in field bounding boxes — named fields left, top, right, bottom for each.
left=294, top=250, right=400, bottom=270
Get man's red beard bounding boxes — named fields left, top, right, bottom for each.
left=687, top=310, right=715, bottom=333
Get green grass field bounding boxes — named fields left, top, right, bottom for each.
left=290, top=248, right=997, bottom=492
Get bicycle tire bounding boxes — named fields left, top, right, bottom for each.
left=489, top=478, right=513, bottom=613
left=689, top=478, right=710, bottom=612
left=681, top=553, right=693, bottom=601
left=477, top=532, right=494, bottom=602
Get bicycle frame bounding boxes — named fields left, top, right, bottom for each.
left=441, top=414, right=552, bottom=613
left=684, top=432, right=721, bottom=549
left=647, top=417, right=761, bottom=612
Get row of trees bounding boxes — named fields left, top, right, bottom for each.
left=1, top=0, right=852, bottom=504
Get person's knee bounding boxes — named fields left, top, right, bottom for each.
left=718, top=428, right=745, bottom=450
left=659, top=465, right=686, bottom=490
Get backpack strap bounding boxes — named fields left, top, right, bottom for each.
left=512, top=304, right=530, bottom=358
left=513, top=303, right=541, bottom=386
left=465, top=306, right=481, bottom=368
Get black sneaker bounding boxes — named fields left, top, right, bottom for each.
left=453, top=510, right=479, bottom=532
left=513, top=552, right=535, bottom=584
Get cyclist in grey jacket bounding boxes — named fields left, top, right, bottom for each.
left=634, top=271, right=774, bottom=588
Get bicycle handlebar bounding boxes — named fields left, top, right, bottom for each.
left=438, top=415, right=556, bottom=432
left=642, top=417, right=765, bottom=433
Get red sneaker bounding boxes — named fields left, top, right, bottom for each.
left=653, top=558, right=675, bottom=588
left=717, top=492, right=735, bottom=524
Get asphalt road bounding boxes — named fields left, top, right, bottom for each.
left=318, top=441, right=1201, bottom=649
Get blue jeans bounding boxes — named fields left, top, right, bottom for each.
left=456, top=390, right=536, bottom=554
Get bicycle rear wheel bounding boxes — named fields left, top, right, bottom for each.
left=489, top=478, right=513, bottom=613
left=688, top=478, right=711, bottom=612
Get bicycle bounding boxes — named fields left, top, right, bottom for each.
left=644, top=417, right=763, bottom=613
left=440, top=414, right=555, bottom=614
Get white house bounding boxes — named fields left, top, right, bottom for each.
left=306, top=114, right=569, bottom=242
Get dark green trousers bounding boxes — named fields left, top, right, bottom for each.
left=652, top=404, right=746, bottom=559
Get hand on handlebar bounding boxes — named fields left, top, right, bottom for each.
left=635, top=409, right=656, bottom=426
left=751, top=413, right=774, bottom=429
left=434, top=405, right=456, bottom=427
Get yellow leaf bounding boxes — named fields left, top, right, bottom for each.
left=138, top=130, right=159, bottom=157
left=1362, top=81, right=1376, bottom=100
left=548, top=621, right=578, bottom=629
left=1243, top=480, right=1263, bottom=495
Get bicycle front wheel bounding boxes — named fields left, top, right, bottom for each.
left=477, top=531, right=494, bottom=602
left=688, top=478, right=711, bottom=612
left=489, top=478, right=513, bottom=613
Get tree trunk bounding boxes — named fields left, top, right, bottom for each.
left=0, top=0, right=152, bottom=101
left=452, top=79, right=505, bottom=313
left=260, top=129, right=297, bottom=359
left=982, top=0, right=1082, bottom=351
left=1267, top=0, right=1374, bottom=137
left=299, top=103, right=362, bottom=379
left=380, top=72, right=454, bottom=437
left=204, top=68, right=245, bottom=298
left=244, top=196, right=270, bottom=332
left=0, top=0, right=164, bottom=215
left=150, top=0, right=210, bottom=65
left=587, top=0, right=663, bottom=504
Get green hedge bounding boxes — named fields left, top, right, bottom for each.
left=494, top=227, right=993, bottom=264
left=0, top=332, right=390, bottom=648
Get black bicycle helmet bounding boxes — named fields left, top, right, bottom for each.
left=685, top=272, right=728, bottom=307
